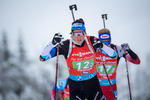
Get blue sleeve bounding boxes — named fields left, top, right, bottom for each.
left=50, top=48, right=56, bottom=58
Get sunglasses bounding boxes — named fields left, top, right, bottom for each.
left=73, top=32, right=85, bottom=37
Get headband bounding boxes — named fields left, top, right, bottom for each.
left=71, top=23, right=85, bottom=31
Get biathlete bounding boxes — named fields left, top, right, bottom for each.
left=40, top=19, right=117, bottom=100
left=95, top=28, right=140, bottom=100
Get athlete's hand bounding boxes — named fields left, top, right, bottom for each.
left=93, top=40, right=103, bottom=48
left=52, top=33, right=64, bottom=45
left=121, top=43, right=130, bottom=51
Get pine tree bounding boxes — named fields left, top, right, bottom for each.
left=18, top=33, right=26, bottom=62
left=2, top=30, right=10, bottom=62
left=0, top=30, right=11, bottom=100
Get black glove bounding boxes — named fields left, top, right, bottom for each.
left=93, top=40, right=103, bottom=48
left=52, top=33, right=64, bottom=45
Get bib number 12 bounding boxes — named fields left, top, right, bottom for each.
left=73, top=59, right=94, bottom=70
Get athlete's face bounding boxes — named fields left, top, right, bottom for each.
left=72, top=30, right=85, bottom=44
left=99, top=32, right=111, bottom=46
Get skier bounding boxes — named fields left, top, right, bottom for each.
left=39, top=18, right=117, bottom=100
left=96, top=28, right=140, bottom=100
left=51, top=79, right=69, bottom=100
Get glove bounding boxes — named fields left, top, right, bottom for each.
left=121, top=43, right=130, bottom=51
left=52, top=33, right=64, bottom=45
left=93, top=40, right=103, bottom=48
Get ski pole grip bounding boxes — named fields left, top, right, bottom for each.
left=102, top=14, right=107, bottom=20
left=69, top=4, right=77, bottom=10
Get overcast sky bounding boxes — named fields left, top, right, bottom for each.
left=0, top=0, right=150, bottom=63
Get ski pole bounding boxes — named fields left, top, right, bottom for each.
left=98, top=49, right=117, bottom=100
left=54, top=43, right=60, bottom=100
left=69, top=4, right=77, bottom=21
left=101, top=14, right=107, bottom=28
left=100, top=14, right=116, bottom=100
left=125, top=58, right=132, bottom=100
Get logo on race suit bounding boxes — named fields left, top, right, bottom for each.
left=57, top=81, right=65, bottom=89
left=72, top=51, right=92, bottom=57
left=77, top=76, right=82, bottom=80
left=100, top=34, right=110, bottom=39
left=74, top=23, right=82, bottom=27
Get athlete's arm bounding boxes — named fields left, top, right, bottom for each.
left=39, top=41, right=56, bottom=61
left=124, top=49, right=140, bottom=64
left=39, top=39, right=70, bottom=61
left=121, top=43, right=140, bottom=64
left=40, top=33, right=68, bottom=61
left=101, top=44, right=117, bottom=58
left=90, top=36, right=117, bottom=58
